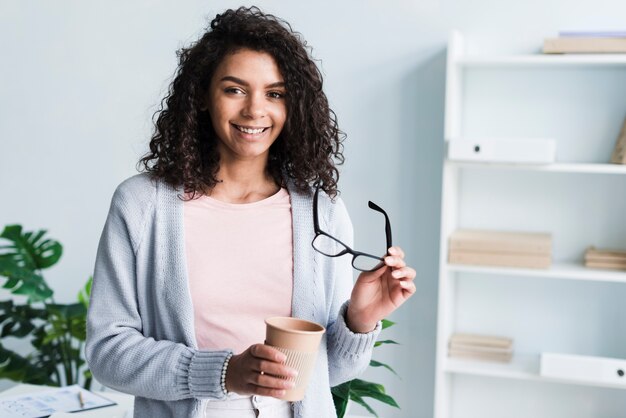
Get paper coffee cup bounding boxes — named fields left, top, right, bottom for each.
left=265, top=317, right=326, bottom=401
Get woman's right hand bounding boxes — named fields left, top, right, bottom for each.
left=225, top=344, right=298, bottom=397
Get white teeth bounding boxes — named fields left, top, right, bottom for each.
left=236, top=125, right=266, bottom=134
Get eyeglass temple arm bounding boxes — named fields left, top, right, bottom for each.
left=368, top=201, right=393, bottom=250
left=313, top=184, right=320, bottom=231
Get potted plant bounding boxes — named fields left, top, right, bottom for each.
left=331, top=319, right=400, bottom=417
left=0, top=225, right=92, bottom=389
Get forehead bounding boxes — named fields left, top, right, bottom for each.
left=212, top=48, right=284, bottom=84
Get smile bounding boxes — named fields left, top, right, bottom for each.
left=233, top=124, right=269, bottom=134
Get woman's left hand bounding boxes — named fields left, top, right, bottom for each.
left=346, top=246, right=416, bottom=333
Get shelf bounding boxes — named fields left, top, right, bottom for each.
left=445, top=354, right=626, bottom=391
left=437, top=30, right=626, bottom=417
left=445, top=353, right=537, bottom=380
left=447, top=160, right=626, bottom=175
left=457, top=54, right=626, bottom=67
left=447, top=261, right=626, bottom=284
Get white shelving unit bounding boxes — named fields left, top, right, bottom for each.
left=434, top=31, right=626, bottom=418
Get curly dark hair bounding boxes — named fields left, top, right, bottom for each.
left=138, top=6, right=345, bottom=199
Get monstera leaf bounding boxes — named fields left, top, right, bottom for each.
left=45, top=303, right=88, bottom=343
left=0, top=225, right=62, bottom=270
left=0, top=225, right=93, bottom=389
left=0, top=300, right=47, bottom=338
left=0, top=343, right=55, bottom=385
left=0, top=225, right=59, bottom=301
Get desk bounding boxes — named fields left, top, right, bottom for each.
left=0, top=384, right=133, bottom=417
left=0, top=384, right=379, bottom=418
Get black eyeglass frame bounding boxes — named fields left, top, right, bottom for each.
left=312, top=184, right=393, bottom=272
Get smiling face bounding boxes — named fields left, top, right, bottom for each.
left=206, top=48, right=287, bottom=166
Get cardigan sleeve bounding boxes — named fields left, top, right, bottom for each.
left=85, top=178, right=231, bottom=401
left=322, top=196, right=382, bottom=387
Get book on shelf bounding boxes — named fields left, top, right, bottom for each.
left=449, top=249, right=552, bottom=269
left=448, top=348, right=513, bottom=363
left=449, top=342, right=513, bottom=355
left=610, top=117, right=626, bottom=164
left=449, top=229, right=552, bottom=255
left=585, top=246, right=626, bottom=259
left=543, top=37, right=626, bottom=54
left=448, top=333, right=514, bottom=363
left=585, top=255, right=626, bottom=263
left=449, top=333, right=513, bottom=349
left=584, top=246, right=626, bottom=270
left=585, top=261, right=626, bottom=270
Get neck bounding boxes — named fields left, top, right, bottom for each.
left=209, top=158, right=280, bottom=204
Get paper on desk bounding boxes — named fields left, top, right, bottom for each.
left=0, top=384, right=116, bottom=418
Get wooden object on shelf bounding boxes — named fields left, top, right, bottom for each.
left=450, top=333, right=513, bottom=349
left=543, top=37, right=626, bottom=54
left=448, top=333, right=513, bottom=363
left=585, top=246, right=626, bottom=270
left=449, top=250, right=552, bottom=269
left=610, top=118, right=626, bottom=164
left=450, top=229, right=552, bottom=255
left=449, top=229, right=552, bottom=269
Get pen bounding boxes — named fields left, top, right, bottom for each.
left=78, top=391, right=85, bottom=409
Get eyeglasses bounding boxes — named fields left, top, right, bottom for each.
left=311, top=184, right=393, bottom=272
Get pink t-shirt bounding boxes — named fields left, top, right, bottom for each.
left=183, top=188, right=294, bottom=353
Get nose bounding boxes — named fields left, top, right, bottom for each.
left=242, top=92, right=267, bottom=119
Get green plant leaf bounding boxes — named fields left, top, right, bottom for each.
left=78, top=277, right=93, bottom=308
left=0, top=257, right=54, bottom=301
left=0, top=300, right=47, bottom=338
left=331, top=381, right=351, bottom=418
left=42, top=303, right=87, bottom=343
left=350, top=378, right=400, bottom=409
left=374, top=339, right=399, bottom=348
left=381, top=319, right=395, bottom=330
left=369, top=359, right=399, bottom=377
left=350, top=393, right=378, bottom=417
left=0, top=343, right=55, bottom=385
left=0, top=225, right=62, bottom=270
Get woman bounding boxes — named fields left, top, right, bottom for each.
left=86, top=6, right=416, bottom=418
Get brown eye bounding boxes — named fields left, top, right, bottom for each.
left=225, top=87, right=244, bottom=95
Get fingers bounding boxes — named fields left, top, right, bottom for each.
left=384, top=255, right=406, bottom=269
left=398, top=276, right=417, bottom=294
left=249, top=344, right=286, bottom=362
left=249, top=344, right=298, bottom=379
left=388, top=246, right=405, bottom=258
left=391, top=266, right=416, bottom=280
left=229, top=344, right=298, bottom=398
left=253, top=358, right=298, bottom=379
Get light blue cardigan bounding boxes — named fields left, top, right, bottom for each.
left=85, top=173, right=381, bottom=418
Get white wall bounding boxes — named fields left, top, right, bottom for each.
left=1, top=1, right=625, bottom=417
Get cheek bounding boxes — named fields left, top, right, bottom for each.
left=209, top=102, right=231, bottom=125
left=274, top=104, right=288, bottom=126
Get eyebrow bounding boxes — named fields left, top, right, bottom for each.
left=219, top=76, right=285, bottom=89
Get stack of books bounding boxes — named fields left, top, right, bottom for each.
left=449, top=229, right=552, bottom=269
left=543, top=30, right=626, bottom=54
left=585, top=246, right=626, bottom=270
left=448, top=333, right=513, bottom=363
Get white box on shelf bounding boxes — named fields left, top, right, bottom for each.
left=448, top=138, right=556, bottom=164
left=540, top=352, right=626, bottom=386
